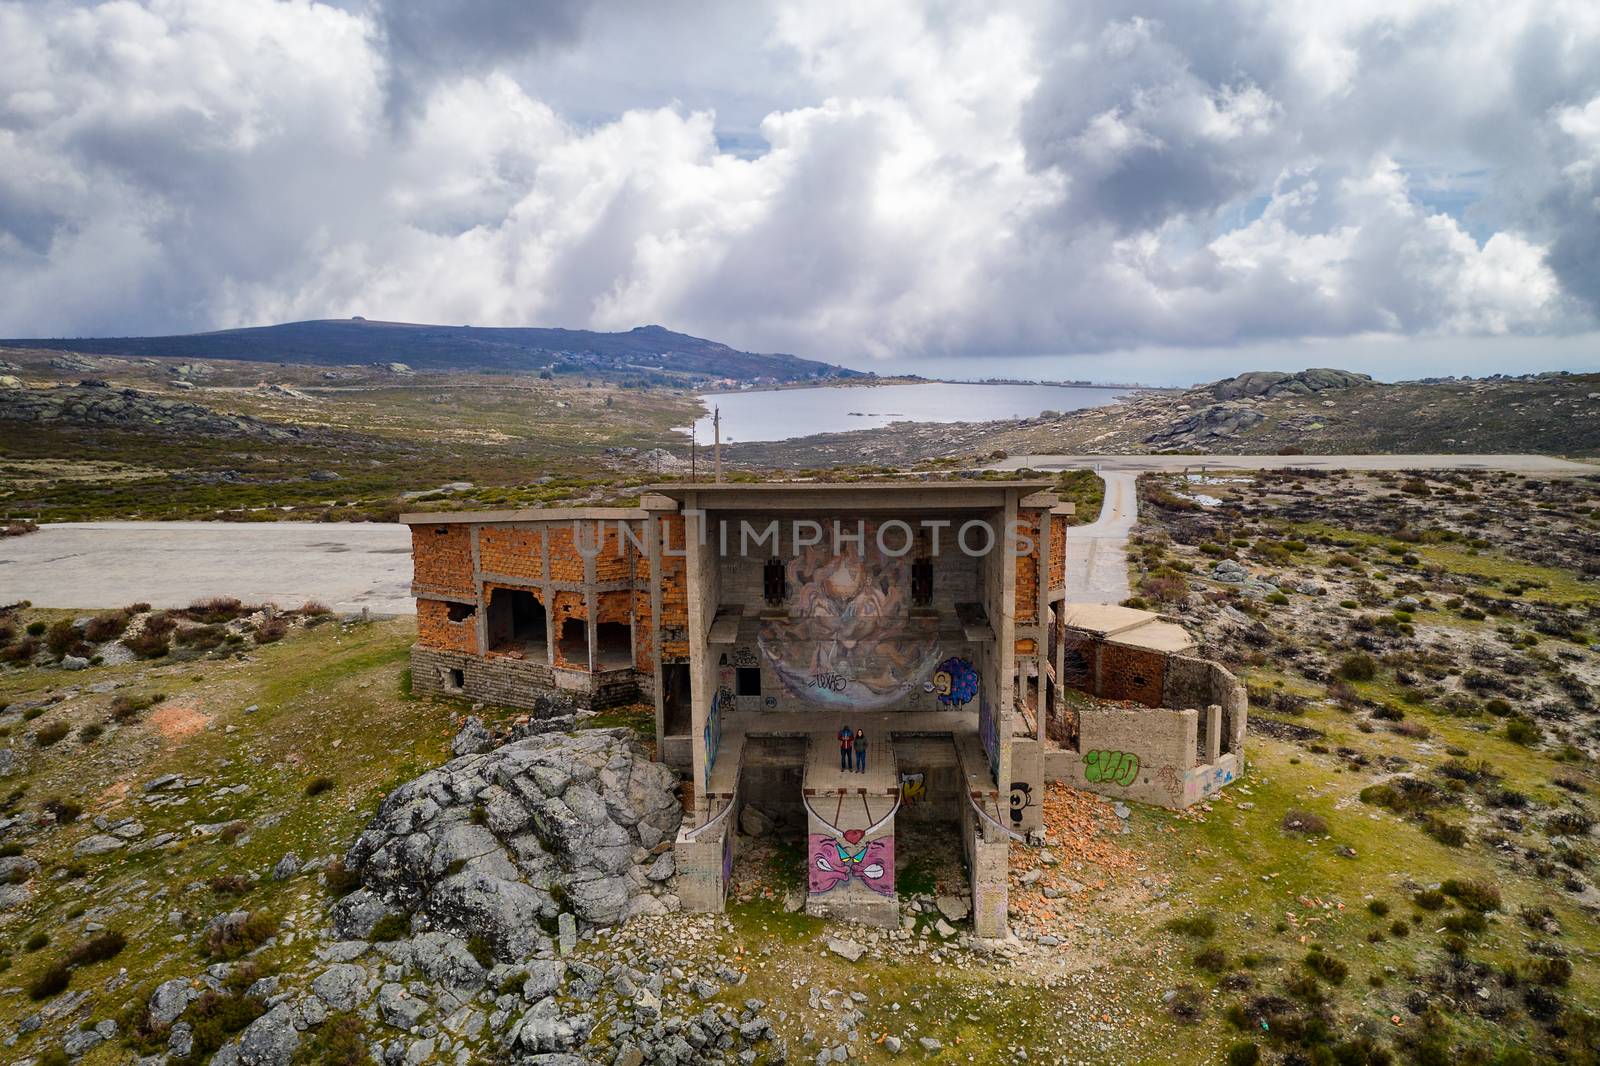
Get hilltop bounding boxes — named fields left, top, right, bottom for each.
left=0, top=319, right=859, bottom=385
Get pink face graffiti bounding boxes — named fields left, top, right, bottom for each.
left=808, top=832, right=894, bottom=897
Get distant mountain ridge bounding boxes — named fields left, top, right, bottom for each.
left=0, top=318, right=860, bottom=383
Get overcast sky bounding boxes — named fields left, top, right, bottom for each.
left=3, top=0, right=1600, bottom=384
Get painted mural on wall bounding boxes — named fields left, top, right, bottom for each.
left=898, top=770, right=926, bottom=806
left=1084, top=749, right=1139, bottom=787
left=1008, top=781, right=1034, bottom=825
left=757, top=540, right=942, bottom=710
left=704, top=686, right=728, bottom=788
left=977, top=687, right=999, bottom=785
left=808, top=832, right=895, bottom=897
left=929, top=656, right=978, bottom=707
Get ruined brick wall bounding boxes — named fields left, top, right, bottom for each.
left=658, top=515, right=689, bottom=661
left=1097, top=641, right=1166, bottom=706
left=594, top=521, right=637, bottom=582
left=1013, top=508, right=1042, bottom=624
left=1049, top=513, right=1070, bottom=590
left=417, top=598, right=478, bottom=655
left=479, top=526, right=543, bottom=580
left=550, top=590, right=588, bottom=670
left=547, top=526, right=585, bottom=584
left=410, top=647, right=638, bottom=710
left=412, top=525, right=473, bottom=597
left=633, top=589, right=653, bottom=672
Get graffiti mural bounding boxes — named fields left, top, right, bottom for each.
left=808, top=832, right=894, bottom=896
left=1155, top=765, right=1182, bottom=802
left=704, top=686, right=728, bottom=787
left=1009, top=781, right=1034, bottom=825
left=1084, top=749, right=1139, bottom=787
left=930, top=656, right=979, bottom=707
left=977, top=687, right=999, bottom=785
left=898, top=771, right=927, bottom=805
left=757, top=538, right=942, bottom=709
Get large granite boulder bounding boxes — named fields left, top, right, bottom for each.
left=345, top=729, right=680, bottom=960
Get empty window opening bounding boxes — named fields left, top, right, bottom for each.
left=663, top=662, right=692, bottom=736
left=736, top=667, right=761, bottom=697
left=487, top=588, right=546, bottom=660
left=595, top=621, right=631, bottom=671
left=558, top=617, right=589, bottom=668
left=444, top=667, right=465, bottom=691
left=446, top=601, right=475, bottom=623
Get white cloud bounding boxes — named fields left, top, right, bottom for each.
left=0, top=0, right=1594, bottom=375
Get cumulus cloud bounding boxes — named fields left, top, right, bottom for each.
left=0, top=0, right=1596, bottom=371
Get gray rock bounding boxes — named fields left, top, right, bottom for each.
left=168, top=1021, right=194, bottom=1058
left=0, top=748, right=20, bottom=776
left=73, top=834, right=125, bottom=857
left=60, top=655, right=89, bottom=671
left=62, top=1024, right=105, bottom=1056
left=377, top=982, right=431, bottom=1030
left=0, top=856, right=39, bottom=883
left=148, top=977, right=199, bottom=1027
left=557, top=912, right=578, bottom=955
left=919, top=1036, right=944, bottom=1052
left=934, top=896, right=969, bottom=922
left=521, top=960, right=566, bottom=1001
left=237, top=1003, right=300, bottom=1066
left=272, top=852, right=300, bottom=880
left=451, top=717, right=493, bottom=757
left=739, top=805, right=775, bottom=837
left=331, top=889, right=388, bottom=940
left=825, top=938, right=865, bottom=962
left=312, top=964, right=367, bottom=1011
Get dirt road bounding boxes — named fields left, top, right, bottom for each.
left=0, top=521, right=414, bottom=614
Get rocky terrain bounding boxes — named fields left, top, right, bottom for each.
left=0, top=382, right=317, bottom=443
left=723, top=369, right=1600, bottom=466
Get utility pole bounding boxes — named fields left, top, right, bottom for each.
left=713, top=406, right=723, bottom=483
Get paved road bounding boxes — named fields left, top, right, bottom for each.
left=1063, top=471, right=1137, bottom=605
left=0, top=522, right=415, bottom=614
left=996, top=453, right=1596, bottom=474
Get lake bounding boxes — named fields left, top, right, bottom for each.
left=685, top=381, right=1130, bottom=443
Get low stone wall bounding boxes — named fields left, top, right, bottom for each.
left=961, top=803, right=1010, bottom=938
left=410, top=647, right=640, bottom=710
left=1046, top=628, right=1248, bottom=810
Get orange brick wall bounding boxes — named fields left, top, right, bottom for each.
left=1014, top=509, right=1042, bottom=623
left=479, top=526, right=543, bottom=580
left=594, top=522, right=638, bottom=581
left=1100, top=642, right=1165, bottom=706
left=417, top=598, right=478, bottom=655
left=659, top=515, right=687, bottom=633
left=547, top=527, right=586, bottom=583
left=412, top=525, right=474, bottom=594
left=1050, top=513, right=1070, bottom=589
left=596, top=589, right=632, bottom=623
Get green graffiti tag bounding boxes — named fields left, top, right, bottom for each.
left=1084, top=750, right=1140, bottom=787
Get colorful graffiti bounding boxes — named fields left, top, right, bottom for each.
left=977, top=687, right=999, bottom=785
left=1008, top=781, right=1034, bottom=825
left=757, top=539, right=942, bottom=709
left=704, top=686, right=728, bottom=787
left=930, top=656, right=979, bottom=707
left=808, top=832, right=894, bottom=896
left=1084, top=749, right=1139, bottom=787
left=898, top=770, right=927, bottom=805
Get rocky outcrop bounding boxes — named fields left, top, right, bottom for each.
left=1143, top=403, right=1266, bottom=448
left=0, top=380, right=309, bottom=441
left=344, top=728, right=682, bottom=960
left=1202, top=368, right=1373, bottom=401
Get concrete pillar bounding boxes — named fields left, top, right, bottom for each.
left=675, top=820, right=731, bottom=913
left=1205, top=703, right=1223, bottom=764
left=962, top=804, right=1009, bottom=939
left=1009, top=738, right=1044, bottom=835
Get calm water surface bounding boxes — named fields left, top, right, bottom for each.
left=686, top=381, right=1129, bottom=443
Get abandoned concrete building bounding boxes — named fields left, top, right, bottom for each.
left=403, top=481, right=1245, bottom=935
